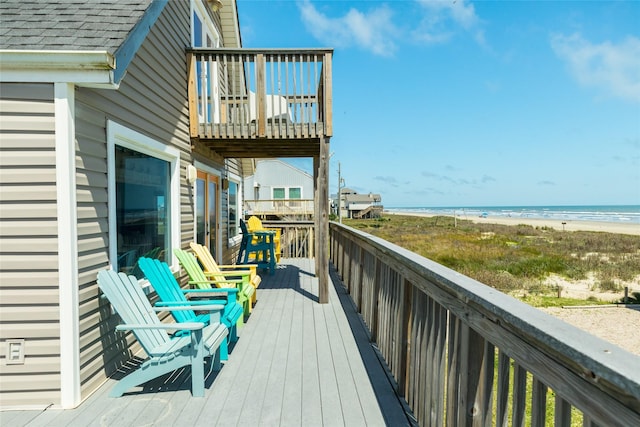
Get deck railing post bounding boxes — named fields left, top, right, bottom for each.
left=448, top=320, right=490, bottom=426
left=323, top=52, right=333, bottom=137
left=398, top=278, right=412, bottom=397
left=256, top=53, right=266, bottom=137
left=370, top=257, right=381, bottom=341
left=356, top=245, right=364, bottom=309
left=447, top=316, right=462, bottom=426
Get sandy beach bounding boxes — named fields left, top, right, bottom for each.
left=385, top=210, right=640, bottom=236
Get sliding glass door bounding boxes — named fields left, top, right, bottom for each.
left=195, top=171, right=219, bottom=259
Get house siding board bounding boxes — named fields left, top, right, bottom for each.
left=0, top=82, right=62, bottom=407
left=72, top=0, right=194, bottom=401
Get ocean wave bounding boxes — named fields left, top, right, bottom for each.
left=385, top=205, right=640, bottom=224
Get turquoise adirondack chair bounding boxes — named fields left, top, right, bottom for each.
left=174, top=248, right=256, bottom=319
left=96, top=270, right=228, bottom=397
left=137, top=257, right=243, bottom=361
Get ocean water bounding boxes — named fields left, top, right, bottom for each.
left=385, top=205, right=640, bottom=224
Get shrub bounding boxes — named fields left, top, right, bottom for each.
left=344, top=214, right=640, bottom=305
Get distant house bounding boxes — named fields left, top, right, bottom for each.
left=243, top=159, right=314, bottom=219
left=335, top=188, right=383, bottom=219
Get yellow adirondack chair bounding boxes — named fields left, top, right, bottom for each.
left=247, top=216, right=281, bottom=262
left=190, top=242, right=261, bottom=307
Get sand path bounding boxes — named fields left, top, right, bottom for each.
left=541, top=305, right=640, bottom=357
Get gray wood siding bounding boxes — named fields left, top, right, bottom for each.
left=73, top=0, right=195, bottom=401
left=0, top=83, right=62, bottom=407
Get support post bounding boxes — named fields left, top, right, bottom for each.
left=317, top=137, right=330, bottom=303
left=313, top=155, right=319, bottom=278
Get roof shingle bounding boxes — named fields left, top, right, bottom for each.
left=0, top=0, right=153, bottom=53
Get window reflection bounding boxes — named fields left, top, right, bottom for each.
left=115, top=145, right=169, bottom=278
left=228, top=181, right=238, bottom=237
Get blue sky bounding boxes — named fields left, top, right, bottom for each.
left=237, top=0, right=640, bottom=207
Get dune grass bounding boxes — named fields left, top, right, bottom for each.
left=344, top=215, right=640, bottom=306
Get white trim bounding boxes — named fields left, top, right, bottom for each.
left=0, top=50, right=116, bottom=87
left=194, top=161, right=222, bottom=177
left=191, top=1, right=222, bottom=48
left=55, top=83, right=81, bottom=409
left=106, top=121, right=181, bottom=271
left=0, top=50, right=115, bottom=69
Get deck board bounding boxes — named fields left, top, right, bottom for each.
left=2, top=258, right=412, bottom=426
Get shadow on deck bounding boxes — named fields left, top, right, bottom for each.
left=2, top=259, right=414, bottom=427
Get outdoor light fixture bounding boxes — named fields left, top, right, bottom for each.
left=186, top=164, right=197, bottom=183
left=207, top=0, right=223, bottom=12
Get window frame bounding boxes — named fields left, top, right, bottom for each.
left=191, top=0, right=222, bottom=123
left=272, top=187, right=286, bottom=199
left=227, top=172, right=242, bottom=245
left=107, top=121, right=181, bottom=277
left=191, top=0, right=221, bottom=49
left=288, top=187, right=302, bottom=199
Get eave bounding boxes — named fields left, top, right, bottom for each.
left=0, top=50, right=117, bottom=88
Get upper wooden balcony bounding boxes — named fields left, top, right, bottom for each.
left=187, top=48, right=333, bottom=158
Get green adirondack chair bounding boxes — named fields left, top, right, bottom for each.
left=190, top=242, right=261, bottom=307
left=96, top=270, right=228, bottom=397
left=174, top=248, right=256, bottom=318
left=138, top=257, right=244, bottom=361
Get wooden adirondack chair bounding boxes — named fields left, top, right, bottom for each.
left=174, top=248, right=256, bottom=318
left=190, top=242, right=261, bottom=307
left=97, top=270, right=228, bottom=397
left=247, top=216, right=281, bottom=262
left=237, top=219, right=276, bottom=274
left=138, top=257, right=244, bottom=361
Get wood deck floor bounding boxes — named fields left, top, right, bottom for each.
left=2, top=258, right=413, bottom=426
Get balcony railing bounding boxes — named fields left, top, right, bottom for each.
left=188, top=48, right=332, bottom=145
left=244, top=199, right=314, bottom=218
left=330, top=222, right=640, bottom=426
left=263, top=220, right=315, bottom=259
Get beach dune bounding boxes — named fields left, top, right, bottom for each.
left=385, top=211, right=640, bottom=236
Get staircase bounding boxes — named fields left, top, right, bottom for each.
left=352, top=205, right=383, bottom=219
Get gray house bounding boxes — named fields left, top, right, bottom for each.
left=0, top=0, right=253, bottom=409
left=335, top=188, right=383, bottom=219
left=243, top=159, right=314, bottom=219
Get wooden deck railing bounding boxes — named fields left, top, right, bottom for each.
left=187, top=48, right=333, bottom=141
left=244, top=199, right=314, bottom=219
left=263, top=220, right=314, bottom=259
left=330, top=222, right=640, bottom=426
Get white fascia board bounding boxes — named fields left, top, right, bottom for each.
left=0, top=50, right=117, bottom=88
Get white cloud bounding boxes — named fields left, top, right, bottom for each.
left=298, top=0, right=398, bottom=56
left=298, top=0, right=485, bottom=55
left=551, top=33, right=640, bottom=102
left=413, top=0, right=485, bottom=46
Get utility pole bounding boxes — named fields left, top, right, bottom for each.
left=338, top=162, right=343, bottom=224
